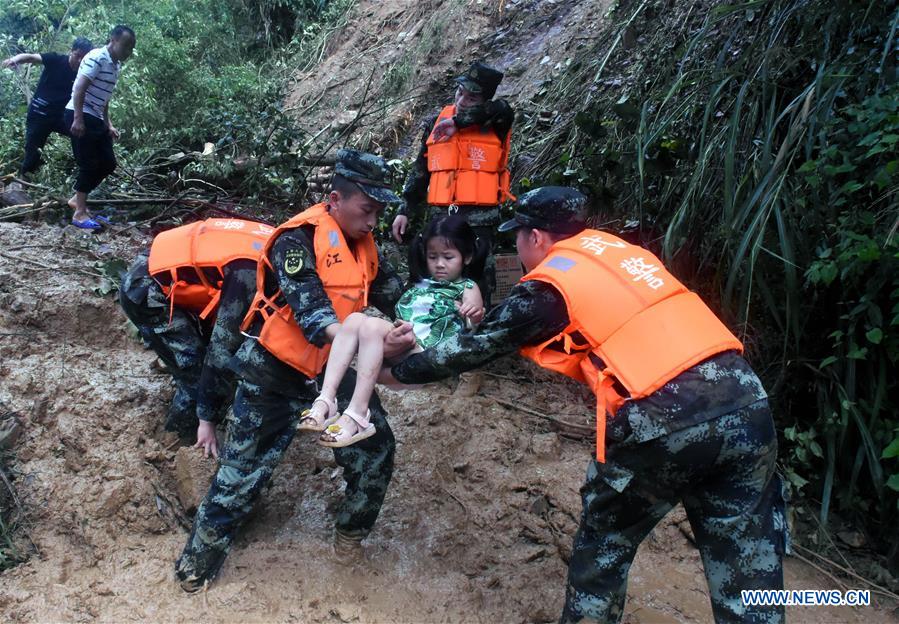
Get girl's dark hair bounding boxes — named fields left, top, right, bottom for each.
left=408, top=215, right=488, bottom=284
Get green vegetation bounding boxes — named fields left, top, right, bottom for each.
left=516, top=0, right=898, bottom=561
left=0, top=0, right=352, bottom=204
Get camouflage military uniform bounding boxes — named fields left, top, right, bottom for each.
left=176, top=150, right=405, bottom=589
left=174, top=365, right=396, bottom=586
left=391, top=187, right=789, bottom=623
left=398, top=97, right=515, bottom=308
left=118, top=254, right=257, bottom=437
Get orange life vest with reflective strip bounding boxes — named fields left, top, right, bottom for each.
left=519, top=230, right=744, bottom=462
left=147, top=218, right=273, bottom=321
left=426, top=104, right=515, bottom=207
left=240, top=203, right=379, bottom=378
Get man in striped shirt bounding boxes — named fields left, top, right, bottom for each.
left=64, top=25, right=135, bottom=230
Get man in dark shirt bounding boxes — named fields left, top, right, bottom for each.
left=384, top=187, right=789, bottom=624
left=1, top=37, right=93, bottom=176
left=391, top=61, right=515, bottom=306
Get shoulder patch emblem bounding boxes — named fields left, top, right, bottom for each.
left=284, top=249, right=304, bottom=275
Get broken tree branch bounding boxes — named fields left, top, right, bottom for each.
left=791, top=543, right=899, bottom=602
left=0, top=252, right=103, bottom=278
left=485, top=395, right=594, bottom=437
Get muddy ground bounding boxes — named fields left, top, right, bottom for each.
left=1, top=221, right=896, bottom=623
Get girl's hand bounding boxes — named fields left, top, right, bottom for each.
left=457, top=301, right=485, bottom=325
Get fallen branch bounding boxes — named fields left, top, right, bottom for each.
left=485, top=394, right=594, bottom=437
left=0, top=175, right=50, bottom=191
left=439, top=486, right=470, bottom=519
left=5, top=244, right=103, bottom=260
left=0, top=203, right=36, bottom=212
left=807, top=509, right=862, bottom=580
left=792, top=543, right=899, bottom=602
left=789, top=549, right=852, bottom=594
left=0, top=252, right=103, bottom=278
left=1, top=195, right=198, bottom=222
left=114, top=193, right=206, bottom=234
left=85, top=197, right=187, bottom=206
left=0, top=205, right=48, bottom=222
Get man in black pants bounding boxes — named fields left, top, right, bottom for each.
left=1, top=38, right=93, bottom=177
left=64, top=25, right=135, bottom=230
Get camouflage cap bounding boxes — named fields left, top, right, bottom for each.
left=498, top=186, right=588, bottom=234
left=333, top=148, right=400, bottom=205
left=455, top=62, right=504, bottom=100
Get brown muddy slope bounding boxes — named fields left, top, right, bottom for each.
left=1, top=222, right=895, bottom=622
left=286, top=0, right=613, bottom=158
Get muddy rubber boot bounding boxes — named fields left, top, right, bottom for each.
left=175, top=549, right=225, bottom=593
left=178, top=575, right=207, bottom=594
left=332, top=528, right=365, bottom=564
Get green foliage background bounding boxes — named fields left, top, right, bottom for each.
left=0, top=0, right=353, bottom=200
left=514, top=0, right=898, bottom=568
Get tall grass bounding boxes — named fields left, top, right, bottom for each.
left=515, top=0, right=899, bottom=555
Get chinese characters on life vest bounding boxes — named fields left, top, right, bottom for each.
left=619, top=256, right=665, bottom=290
left=579, top=235, right=666, bottom=290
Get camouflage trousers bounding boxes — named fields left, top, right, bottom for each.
left=118, top=255, right=206, bottom=437
left=561, top=399, right=789, bottom=624
left=174, top=371, right=395, bottom=585
left=427, top=206, right=498, bottom=307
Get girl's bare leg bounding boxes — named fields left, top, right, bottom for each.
left=319, top=312, right=369, bottom=400
left=299, top=312, right=367, bottom=428
left=345, top=316, right=394, bottom=418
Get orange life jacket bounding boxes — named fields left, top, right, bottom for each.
left=519, top=230, right=744, bottom=462
left=147, top=218, right=273, bottom=321
left=425, top=104, right=515, bottom=207
left=240, top=203, right=379, bottom=378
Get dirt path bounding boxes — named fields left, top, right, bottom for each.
left=0, top=222, right=896, bottom=623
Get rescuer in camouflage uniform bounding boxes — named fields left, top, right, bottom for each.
left=384, top=187, right=790, bottom=623
left=391, top=61, right=515, bottom=307
left=175, top=150, right=414, bottom=592
left=119, top=253, right=258, bottom=441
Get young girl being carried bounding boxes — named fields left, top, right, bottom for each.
left=297, top=214, right=487, bottom=447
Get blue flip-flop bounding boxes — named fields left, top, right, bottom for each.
left=93, top=214, right=112, bottom=225
left=71, top=217, right=103, bottom=230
